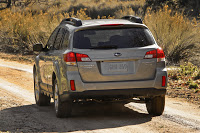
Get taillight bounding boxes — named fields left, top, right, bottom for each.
left=70, top=80, right=76, bottom=91
left=162, top=76, right=166, bottom=87
left=63, top=52, right=91, bottom=65
left=157, top=49, right=165, bottom=58
left=63, top=52, right=76, bottom=62
left=144, top=48, right=165, bottom=62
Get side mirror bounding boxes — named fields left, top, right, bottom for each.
left=33, top=43, right=43, bottom=52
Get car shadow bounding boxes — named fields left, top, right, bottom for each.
left=0, top=102, right=152, bottom=132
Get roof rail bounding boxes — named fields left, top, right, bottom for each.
left=60, top=17, right=82, bottom=26
left=121, top=16, right=143, bottom=24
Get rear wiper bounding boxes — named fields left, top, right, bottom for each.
left=90, top=45, right=118, bottom=49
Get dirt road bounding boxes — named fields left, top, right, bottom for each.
left=0, top=59, right=200, bottom=132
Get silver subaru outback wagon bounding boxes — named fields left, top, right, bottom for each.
left=33, top=16, right=167, bottom=118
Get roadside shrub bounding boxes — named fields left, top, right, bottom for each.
left=186, top=78, right=193, bottom=85
left=195, top=71, right=200, bottom=80
left=0, top=0, right=146, bottom=54
left=144, top=5, right=200, bottom=64
left=189, top=82, right=199, bottom=89
left=0, top=8, right=90, bottom=54
left=0, top=0, right=199, bottom=62
left=180, top=62, right=198, bottom=76
left=170, top=74, right=179, bottom=80
left=195, top=89, right=200, bottom=93
left=168, top=62, right=199, bottom=82
left=144, top=0, right=200, bottom=18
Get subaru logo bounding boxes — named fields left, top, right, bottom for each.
left=114, top=53, right=122, bottom=57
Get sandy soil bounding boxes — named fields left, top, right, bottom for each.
left=0, top=59, right=200, bottom=132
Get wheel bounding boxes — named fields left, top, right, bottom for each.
left=53, top=78, right=72, bottom=118
left=146, top=95, right=165, bottom=116
left=34, top=70, right=50, bottom=106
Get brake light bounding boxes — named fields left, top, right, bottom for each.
left=63, top=52, right=76, bottom=62
left=144, top=48, right=165, bottom=62
left=157, top=48, right=165, bottom=58
left=63, top=52, right=91, bottom=65
left=100, top=24, right=124, bottom=26
left=162, top=76, right=166, bottom=87
left=70, top=80, right=76, bottom=91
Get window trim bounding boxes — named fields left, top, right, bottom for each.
left=45, top=27, right=60, bottom=50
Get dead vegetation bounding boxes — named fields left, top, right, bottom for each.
left=0, top=0, right=199, bottom=64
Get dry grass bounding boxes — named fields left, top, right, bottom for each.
left=144, top=5, right=200, bottom=64
left=0, top=8, right=91, bottom=53
left=0, top=0, right=199, bottom=64
left=0, top=0, right=145, bottom=54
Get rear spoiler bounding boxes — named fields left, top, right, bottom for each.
left=121, top=16, right=143, bottom=24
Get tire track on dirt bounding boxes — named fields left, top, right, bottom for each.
left=0, top=64, right=32, bottom=74
left=0, top=78, right=34, bottom=103
left=0, top=60, right=156, bottom=132
left=0, top=59, right=199, bottom=132
left=0, top=62, right=33, bottom=74
left=128, top=102, right=200, bottom=131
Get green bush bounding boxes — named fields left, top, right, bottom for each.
left=195, top=71, right=200, bottom=80
left=180, top=62, right=198, bottom=76
left=189, top=82, right=199, bottom=89
left=186, top=79, right=192, bottom=85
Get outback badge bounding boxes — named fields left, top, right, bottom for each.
left=114, top=53, right=122, bottom=57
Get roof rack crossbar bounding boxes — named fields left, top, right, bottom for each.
left=60, top=17, right=82, bottom=26
left=121, top=15, right=143, bottom=24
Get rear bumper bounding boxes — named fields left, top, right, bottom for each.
left=65, top=68, right=168, bottom=92
left=60, top=67, right=167, bottom=101
left=60, top=88, right=166, bottom=101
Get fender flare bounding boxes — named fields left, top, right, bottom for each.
left=33, top=55, right=42, bottom=82
left=52, top=61, right=62, bottom=94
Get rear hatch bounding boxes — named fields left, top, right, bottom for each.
left=73, top=26, right=158, bottom=82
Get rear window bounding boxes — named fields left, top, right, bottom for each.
left=73, top=28, right=155, bottom=49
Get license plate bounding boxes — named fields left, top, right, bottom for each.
left=101, top=61, right=134, bottom=75
left=108, top=62, right=128, bottom=72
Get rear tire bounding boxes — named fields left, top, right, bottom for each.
left=34, top=70, right=50, bottom=106
left=53, top=78, right=72, bottom=118
left=146, top=95, right=165, bottom=116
